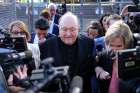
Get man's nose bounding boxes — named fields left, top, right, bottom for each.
left=65, top=31, right=71, bottom=36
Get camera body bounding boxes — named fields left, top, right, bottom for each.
left=117, top=47, right=140, bottom=80
left=128, top=6, right=140, bottom=12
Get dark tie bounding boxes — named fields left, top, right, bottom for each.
left=109, top=61, right=119, bottom=93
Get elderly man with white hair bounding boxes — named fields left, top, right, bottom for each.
left=39, top=12, right=96, bottom=93
left=48, top=3, right=61, bottom=25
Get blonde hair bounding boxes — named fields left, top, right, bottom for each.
left=9, top=20, right=31, bottom=41
left=105, top=21, right=133, bottom=49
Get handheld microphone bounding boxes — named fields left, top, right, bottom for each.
left=69, top=76, right=83, bottom=93
left=0, top=50, right=32, bottom=62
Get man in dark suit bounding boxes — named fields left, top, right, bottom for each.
left=39, top=12, right=96, bottom=93
left=48, top=3, right=61, bottom=25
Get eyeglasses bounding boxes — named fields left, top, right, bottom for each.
left=11, top=31, right=25, bottom=35
left=60, top=27, right=78, bottom=32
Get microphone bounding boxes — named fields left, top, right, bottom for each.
left=0, top=50, right=32, bottom=62
left=69, top=76, right=83, bottom=93
left=0, top=27, right=11, bottom=37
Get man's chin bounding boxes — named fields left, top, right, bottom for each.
left=63, top=40, right=74, bottom=45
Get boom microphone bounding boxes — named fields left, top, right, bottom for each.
left=69, top=76, right=83, bottom=93
left=0, top=50, right=32, bottom=62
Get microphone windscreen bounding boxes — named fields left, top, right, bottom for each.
left=41, top=57, right=54, bottom=65
left=70, top=76, right=83, bottom=93
left=24, top=50, right=32, bottom=58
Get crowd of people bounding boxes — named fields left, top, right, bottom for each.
left=0, top=2, right=140, bottom=93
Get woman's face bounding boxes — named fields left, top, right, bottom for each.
left=11, top=25, right=22, bottom=34
left=11, top=25, right=26, bottom=38
left=102, top=16, right=109, bottom=31
left=107, top=37, right=125, bottom=51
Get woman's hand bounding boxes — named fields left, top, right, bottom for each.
left=95, top=66, right=111, bottom=80
left=99, top=70, right=111, bottom=80
left=14, top=65, right=28, bottom=79
left=7, top=65, right=28, bottom=85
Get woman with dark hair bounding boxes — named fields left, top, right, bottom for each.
left=99, top=14, right=111, bottom=35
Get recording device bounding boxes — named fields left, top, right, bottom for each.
left=0, top=27, right=31, bottom=80
left=0, top=50, right=32, bottom=63
left=30, top=57, right=69, bottom=81
left=27, top=57, right=70, bottom=93
left=117, top=47, right=140, bottom=80
left=128, top=0, right=140, bottom=12
left=69, top=76, right=83, bottom=93
left=0, top=27, right=28, bottom=52
left=0, top=36, right=28, bottom=52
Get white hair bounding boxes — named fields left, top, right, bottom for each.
left=48, top=3, right=57, bottom=10
left=59, top=12, right=79, bottom=27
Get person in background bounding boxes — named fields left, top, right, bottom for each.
left=30, top=18, right=55, bottom=44
left=106, top=14, right=122, bottom=27
left=59, top=0, right=67, bottom=15
left=95, top=14, right=123, bottom=52
left=95, top=21, right=134, bottom=93
left=86, top=20, right=104, bottom=54
left=48, top=3, right=61, bottom=25
left=40, top=8, right=59, bottom=36
left=86, top=20, right=103, bottom=39
left=39, top=12, right=96, bottom=93
left=99, top=14, right=111, bottom=36
left=7, top=20, right=41, bottom=93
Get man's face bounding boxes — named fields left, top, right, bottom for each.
left=59, top=16, right=79, bottom=45
left=36, top=29, right=47, bottom=40
left=49, top=6, right=56, bottom=16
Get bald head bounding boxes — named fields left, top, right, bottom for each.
left=58, top=12, right=80, bottom=45
left=59, top=12, right=79, bottom=28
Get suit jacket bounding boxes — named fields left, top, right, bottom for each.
left=39, top=35, right=95, bottom=93
left=53, top=14, right=61, bottom=25
left=52, top=23, right=59, bottom=36
left=30, top=33, right=55, bottom=43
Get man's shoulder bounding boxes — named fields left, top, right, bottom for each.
left=41, top=36, right=58, bottom=45
left=78, top=34, right=93, bottom=42
left=47, top=33, right=56, bottom=38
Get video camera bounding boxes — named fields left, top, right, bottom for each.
left=128, top=0, right=140, bottom=12
left=116, top=44, right=140, bottom=93
left=117, top=46, right=140, bottom=80
left=0, top=27, right=32, bottom=79
left=20, top=57, right=70, bottom=93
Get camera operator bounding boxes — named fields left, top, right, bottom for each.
left=8, top=20, right=41, bottom=69
left=120, top=4, right=140, bottom=34
left=95, top=21, right=134, bottom=93
left=5, top=20, right=41, bottom=92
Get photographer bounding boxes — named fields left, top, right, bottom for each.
left=5, top=20, right=41, bottom=92
left=8, top=20, right=41, bottom=69
left=95, top=21, right=134, bottom=93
